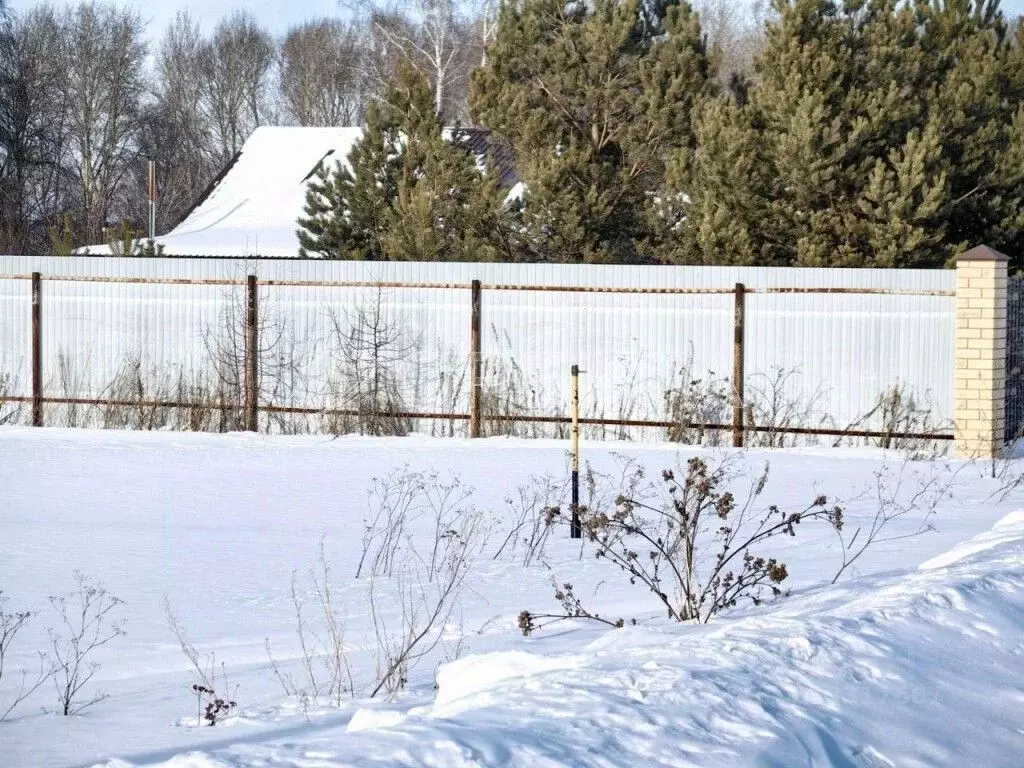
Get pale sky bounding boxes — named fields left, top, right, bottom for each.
left=7, top=0, right=1024, bottom=39
left=7, top=0, right=348, bottom=37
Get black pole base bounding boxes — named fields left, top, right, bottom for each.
left=570, top=470, right=581, bottom=539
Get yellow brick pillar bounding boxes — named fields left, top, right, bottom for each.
left=955, top=245, right=1008, bottom=458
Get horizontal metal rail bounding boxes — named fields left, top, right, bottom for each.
left=0, top=394, right=953, bottom=441
left=0, top=273, right=955, bottom=297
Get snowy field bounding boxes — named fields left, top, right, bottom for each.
left=1, top=428, right=1022, bottom=767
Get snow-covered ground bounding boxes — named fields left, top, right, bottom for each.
left=1, top=428, right=1022, bottom=767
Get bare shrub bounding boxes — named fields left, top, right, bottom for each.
left=839, top=384, right=948, bottom=457
left=48, top=573, right=125, bottom=716
left=478, top=326, right=566, bottom=439
left=356, top=468, right=423, bottom=579
left=169, top=369, right=223, bottom=433
left=1, top=592, right=55, bottom=722
left=52, top=350, right=91, bottom=428
left=203, top=283, right=306, bottom=434
left=517, top=581, right=629, bottom=636
left=479, top=353, right=529, bottom=437
left=192, top=683, right=236, bottom=726
left=477, top=327, right=539, bottom=438
left=165, top=599, right=238, bottom=726
left=663, top=366, right=729, bottom=445
left=492, top=472, right=568, bottom=565
left=327, top=289, right=418, bottom=437
left=533, top=457, right=843, bottom=625
left=368, top=508, right=484, bottom=699
left=582, top=356, right=645, bottom=441
left=98, top=355, right=171, bottom=430
left=0, top=370, right=24, bottom=426
left=420, top=475, right=475, bottom=583
left=342, top=468, right=486, bottom=699
left=830, top=459, right=956, bottom=583
left=356, top=468, right=476, bottom=580
left=55, top=356, right=246, bottom=434
left=988, top=430, right=1024, bottom=501
left=743, top=367, right=829, bottom=448
left=266, top=541, right=354, bottom=709
left=428, top=343, right=468, bottom=438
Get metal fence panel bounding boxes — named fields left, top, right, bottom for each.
left=1006, top=277, right=1024, bottom=444
left=0, top=257, right=957, bottom=439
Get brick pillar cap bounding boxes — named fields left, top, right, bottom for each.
left=958, top=245, right=1009, bottom=263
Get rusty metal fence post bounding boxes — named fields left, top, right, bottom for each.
left=469, top=279, right=482, bottom=438
left=244, top=274, right=258, bottom=432
left=732, top=282, right=746, bottom=447
left=31, top=272, right=42, bottom=427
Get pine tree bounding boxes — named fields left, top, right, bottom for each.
left=297, top=161, right=357, bottom=259
left=383, top=64, right=517, bottom=262
left=665, top=0, right=1024, bottom=268
left=915, top=0, right=1024, bottom=263
left=296, top=85, right=403, bottom=260
left=470, top=0, right=715, bottom=263
left=298, top=61, right=517, bottom=262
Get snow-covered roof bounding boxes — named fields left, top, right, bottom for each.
left=148, top=127, right=363, bottom=257
left=82, top=126, right=519, bottom=258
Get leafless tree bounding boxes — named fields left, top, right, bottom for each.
left=328, top=289, right=419, bottom=437
left=280, top=19, right=365, bottom=127
left=0, top=5, right=72, bottom=253
left=349, top=0, right=479, bottom=122
left=200, top=11, right=276, bottom=164
left=130, top=11, right=217, bottom=234
left=201, top=283, right=306, bottom=433
left=698, top=0, right=767, bottom=85
left=54, top=2, right=147, bottom=245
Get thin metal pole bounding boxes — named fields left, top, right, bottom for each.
left=31, top=272, right=42, bottom=427
left=732, top=283, right=746, bottom=448
left=570, top=364, right=581, bottom=539
left=469, top=279, right=482, bottom=438
left=244, top=275, right=258, bottom=432
left=147, top=158, right=156, bottom=242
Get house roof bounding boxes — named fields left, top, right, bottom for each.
left=449, top=127, right=519, bottom=189
left=83, top=125, right=520, bottom=258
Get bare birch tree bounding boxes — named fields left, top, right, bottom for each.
left=350, top=0, right=479, bottom=122
left=55, top=2, right=147, bottom=244
left=199, top=11, right=276, bottom=164
left=0, top=5, right=70, bottom=252
left=280, top=19, right=366, bottom=127
left=138, top=11, right=217, bottom=233
left=698, top=0, right=767, bottom=84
